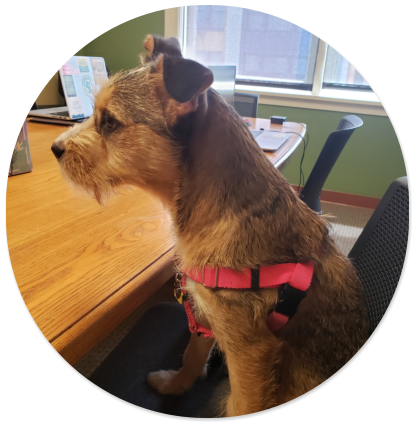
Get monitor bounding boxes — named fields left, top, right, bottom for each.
left=208, top=65, right=236, bottom=107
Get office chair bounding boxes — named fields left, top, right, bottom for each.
left=300, top=115, right=363, bottom=214
left=233, top=92, right=259, bottom=117
left=349, top=176, right=408, bottom=334
left=88, top=177, right=408, bottom=417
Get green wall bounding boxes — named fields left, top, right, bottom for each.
left=77, top=11, right=165, bottom=73
left=258, top=105, right=405, bottom=199
left=35, top=9, right=406, bottom=199
left=36, top=11, right=164, bottom=106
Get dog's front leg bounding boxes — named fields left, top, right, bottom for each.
left=147, top=332, right=215, bottom=395
left=193, top=285, right=281, bottom=416
left=222, top=336, right=280, bottom=417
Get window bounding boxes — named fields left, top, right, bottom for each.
left=322, top=46, right=371, bottom=91
left=182, top=6, right=371, bottom=94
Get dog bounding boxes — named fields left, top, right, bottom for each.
left=51, top=34, right=369, bottom=417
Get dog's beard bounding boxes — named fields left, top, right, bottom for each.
left=58, top=163, right=122, bottom=205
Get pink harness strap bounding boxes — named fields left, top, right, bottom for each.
left=182, top=280, right=214, bottom=338
left=179, top=261, right=314, bottom=338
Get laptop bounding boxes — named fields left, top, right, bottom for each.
left=208, top=65, right=288, bottom=152
left=208, top=65, right=236, bottom=107
left=28, top=56, right=108, bottom=124
left=250, top=129, right=290, bottom=152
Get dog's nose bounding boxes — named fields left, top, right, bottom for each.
left=51, top=142, right=65, bottom=159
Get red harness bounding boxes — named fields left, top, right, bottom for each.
left=176, top=261, right=315, bottom=339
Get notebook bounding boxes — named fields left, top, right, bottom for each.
left=28, top=56, right=108, bottom=124
left=250, top=129, right=290, bottom=152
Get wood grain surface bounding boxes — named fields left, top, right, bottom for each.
left=6, top=119, right=304, bottom=365
left=7, top=122, right=175, bottom=363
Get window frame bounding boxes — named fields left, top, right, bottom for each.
left=164, top=7, right=385, bottom=117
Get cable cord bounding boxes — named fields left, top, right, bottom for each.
left=273, top=125, right=309, bottom=194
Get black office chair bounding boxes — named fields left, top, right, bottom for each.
left=233, top=92, right=259, bottom=117
left=349, top=177, right=409, bottom=334
left=300, top=115, right=363, bottom=214
left=88, top=177, right=408, bottom=417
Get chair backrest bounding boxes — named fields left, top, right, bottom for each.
left=233, top=92, right=259, bottom=117
left=300, top=115, right=363, bottom=213
left=349, top=177, right=409, bottom=335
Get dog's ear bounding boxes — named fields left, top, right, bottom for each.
left=163, top=55, right=213, bottom=103
left=155, top=54, right=213, bottom=117
left=143, top=34, right=183, bottom=62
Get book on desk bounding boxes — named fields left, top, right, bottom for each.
left=9, top=120, right=32, bottom=176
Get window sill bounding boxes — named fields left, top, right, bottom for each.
left=235, top=84, right=386, bottom=116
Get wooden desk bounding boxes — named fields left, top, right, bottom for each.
left=246, top=118, right=306, bottom=169
left=6, top=120, right=305, bottom=365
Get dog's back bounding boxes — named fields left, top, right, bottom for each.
left=175, top=86, right=369, bottom=405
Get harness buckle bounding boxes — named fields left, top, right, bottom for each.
left=202, top=266, right=219, bottom=288
left=174, top=271, right=184, bottom=304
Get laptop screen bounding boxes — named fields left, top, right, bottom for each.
left=208, top=65, right=236, bottom=107
left=59, top=56, right=108, bottom=119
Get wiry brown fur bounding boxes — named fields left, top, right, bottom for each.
left=52, top=35, right=369, bottom=417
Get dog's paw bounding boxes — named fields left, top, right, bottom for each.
left=147, top=370, right=190, bottom=395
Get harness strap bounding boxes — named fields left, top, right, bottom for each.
left=181, top=275, right=215, bottom=338
left=178, top=261, right=314, bottom=338
left=183, top=262, right=313, bottom=291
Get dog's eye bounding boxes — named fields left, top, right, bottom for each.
left=101, top=111, right=119, bottom=134
left=105, top=115, right=116, bottom=130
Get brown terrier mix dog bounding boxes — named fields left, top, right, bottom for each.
left=51, top=35, right=369, bottom=417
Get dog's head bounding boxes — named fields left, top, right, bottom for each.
left=51, top=35, right=213, bottom=204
